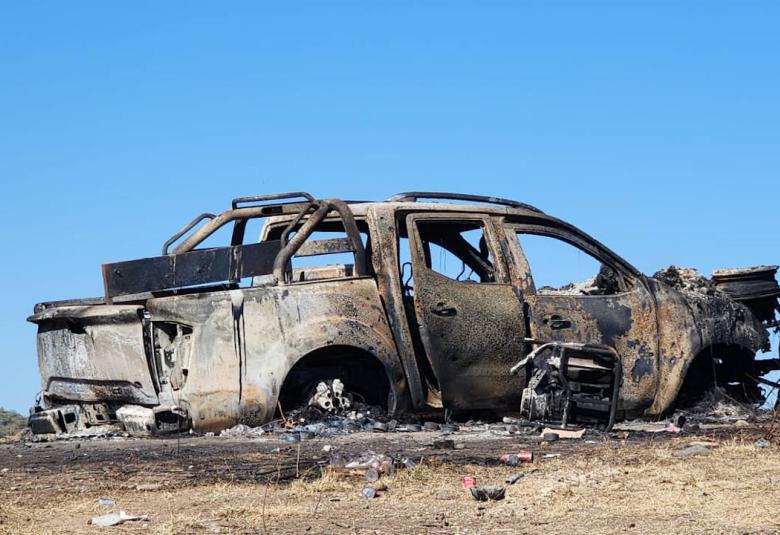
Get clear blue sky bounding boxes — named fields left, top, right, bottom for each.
left=1, top=2, right=778, bottom=413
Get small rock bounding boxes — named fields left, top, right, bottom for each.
left=470, top=485, right=506, bottom=501
left=543, top=432, right=560, bottom=442
left=735, top=420, right=750, bottom=428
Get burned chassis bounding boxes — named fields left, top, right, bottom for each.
left=28, top=192, right=779, bottom=436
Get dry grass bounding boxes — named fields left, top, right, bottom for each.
left=2, top=435, right=780, bottom=534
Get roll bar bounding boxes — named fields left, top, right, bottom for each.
left=102, top=193, right=367, bottom=300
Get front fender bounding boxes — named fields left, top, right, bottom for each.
left=648, top=279, right=768, bottom=415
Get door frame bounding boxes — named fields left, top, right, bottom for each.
left=405, top=212, right=513, bottom=285
left=403, top=211, right=527, bottom=410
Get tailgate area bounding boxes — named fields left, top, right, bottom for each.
left=27, top=304, right=160, bottom=434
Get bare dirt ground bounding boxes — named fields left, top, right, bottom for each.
left=2, top=422, right=780, bottom=534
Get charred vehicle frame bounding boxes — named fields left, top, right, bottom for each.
left=28, top=192, right=780, bottom=435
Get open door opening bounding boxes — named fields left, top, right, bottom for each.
left=402, top=213, right=527, bottom=411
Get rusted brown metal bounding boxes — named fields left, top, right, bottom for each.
left=27, top=191, right=779, bottom=436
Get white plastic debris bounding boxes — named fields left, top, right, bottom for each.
left=97, top=497, right=115, bottom=506
left=89, top=510, right=148, bottom=527
left=115, top=405, right=156, bottom=436
left=219, top=423, right=265, bottom=437
left=308, top=379, right=352, bottom=413
left=754, top=438, right=771, bottom=448
left=540, top=427, right=585, bottom=439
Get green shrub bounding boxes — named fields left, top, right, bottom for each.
left=0, top=407, right=26, bottom=437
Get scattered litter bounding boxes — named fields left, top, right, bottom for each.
left=331, top=452, right=396, bottom=479
left=688, top=388, right=754, bottom=421
left=735, top=419, right=750, bottom=428
left=364, top=467, right=380, bottom=482
left=470, top=485, right=505, bottom=501
left=499, top=452, right=534, bottom=466
left=461, top=476, right=476, bottom=490
left=282, top=432, right=301, bottom=443
left=613, top=421, right=680, bottom=433
left=754, top=439, right=771, bottom=449
left=541, top=427, right=585, bottom=439
left=505, top=472, right=524, bottom=485
left=322, top=444, right=333, bottom=452
left=542, top=453, right=561, bottom=459
left=433, top=439, right=455, bottom=450
left=89, top=511, right=148, bottom=527
left=362, top=482, right=388, bottom=498
left=97, top=497, right=115, bottom=507
left=219, top=424, right=265, bottom=438
left=542, top=432, right=560, bottom=442
left=673, top=445, right=710, bottom=458
left=401, top=457, right=417, bottom=470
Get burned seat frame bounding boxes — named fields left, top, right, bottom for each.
left=511, top=341, right=622, bottom=431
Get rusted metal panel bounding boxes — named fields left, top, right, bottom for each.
left=142, top=278, right=403, bottom=432
left=102, top=241, right=282, bottom=299
left=29, top=305, right=159, bottom=406
left=295, top=237, right=354, bottom=257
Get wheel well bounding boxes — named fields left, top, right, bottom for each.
left=277, top=346, right=392, bottom=413
left=677, top=343, right=758, bottom=406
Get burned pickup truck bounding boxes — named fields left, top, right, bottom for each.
left=28, top=192, right=780, bottom=436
